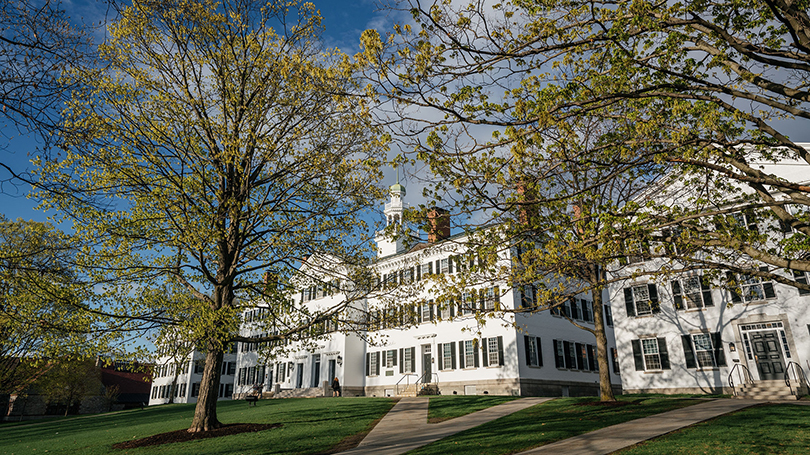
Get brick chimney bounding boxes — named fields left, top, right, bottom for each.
left=516, top=180, right=538, bottom=225
left=427, top=208, right=451, bottom=243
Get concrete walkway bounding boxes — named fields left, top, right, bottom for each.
left=338, top=396, right=552, bottom=455
left=515, top=398, right=760, bottom=455
left=339, top=397, right=766, bottom=455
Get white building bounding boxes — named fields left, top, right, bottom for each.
left=233, top=181, right=622, bottom=398
left=148, top=346, right=237, bottom=405
left=608, top=159, right=810, bottom=397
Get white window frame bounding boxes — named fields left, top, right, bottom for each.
left=386, top=350, right=396, bottom=368
left=463, top=340, right=475, bottom=368
left=421, top=302, right=432, bottom=322
left=673, top=276, right=709, bottom=309
left=630, top=284, right=653, bottom=316
left=487, top=337, right=500, bottom=366
left=483, top=287, right=497, bottom=310
left=691, top=333, right=716, bottom=368
left=403, top=347, right=414, bottom=373
left=440, top=258, right=449, bottom=274
left=442, top=343, right=453, bottom=370
left=641, top=338, right=662, bottom=370
left=526, top=336, right=540, bottom=367
left=369, top=352, right=379, bottom=376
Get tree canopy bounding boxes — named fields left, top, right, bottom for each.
left=36, top=0, right=386, bottom=431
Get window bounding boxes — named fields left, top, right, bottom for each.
left=793, top=270, right=810, bottom=296
left=521, top=284, right=536, bottom=308
left=553, top=339, right=566, bottom=368
left=459, top=340, right=479, bottom=368
left=403, top=268, right=414, bottom=284
left=483, top=287, right=499, bottom=310
left=194, top=360, right=205, bottom=374
left=401, top=347, right=415, bottom=373
left=461, top=291, right=476, bottom=315
left=682, top=333, right=726, bottom=368
left=482, top=336, right=503, bottom=367
left=219, top=383, right=233, bottom=398
left=179, top=383, right=187, bottom=397
left=191, top=382, right=200, bottom=397
left=439, top=342, right=456, bottom=370
left=631, top=338, right=670, bottom=371
left=439, top=258, right=449, bottom=274
left=610, top=348, right=620, bottom=374
left=604, top=305, right=613, bottom=327
left=576, top=343, right=587, bottom=370
left=420, top=301, right=434, bottom=322
left=151, top=386, right=158, bottom=399
left=620, top=239, right=650, bottom=265
left=732, top=209, right=759, bottom=232
left=439, top=301, right=455, bottom=320
left=386, top=350, right=397, bottom=368
left=728, top=270, right=776, bottom=303
left=580, top=299, right=593, bottom=322
left=671, top=276, right=714, bottom=310
left=366, top=352, right=380, bottom=376
left=420, top=262, right=432, bottom=278
left=524, top=336, right=541, bottom=367
left=623, top=284, right=660, bottom=317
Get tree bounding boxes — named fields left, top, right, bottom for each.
left=37, top=0, right=385, bottom=432
left=38, top=358, right=102, bottom=416
left=1, top=0, right=95, bottom=174
left=0, top=216, right=108, bottom=398
left=360, top=0, right=809, bottom=284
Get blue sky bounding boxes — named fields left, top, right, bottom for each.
left=0, top=0, right=404, bottom=225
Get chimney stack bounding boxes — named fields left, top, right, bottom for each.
left=427, top=208, right=451, bottom=243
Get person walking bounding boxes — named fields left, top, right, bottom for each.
left=331, top=377, right=341, bottom=397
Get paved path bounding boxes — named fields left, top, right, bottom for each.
left=515, top=398, right=761, bottom=455
left=338, top=396, right=552, bottom=455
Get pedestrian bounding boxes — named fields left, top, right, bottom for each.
left=331, top=376, right=341, bottom=397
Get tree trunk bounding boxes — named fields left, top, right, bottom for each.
left=187, top=345, right=224, bottom=432
left=590, top=270, right=617, bottom=402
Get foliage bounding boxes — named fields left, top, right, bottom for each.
left=0, top=397, right=396, bottom=454
left=0, top=216, right=112, bottom=396
left=35, top=0, right=386, bottom=431
left=37, top=358, right=103, bottom=416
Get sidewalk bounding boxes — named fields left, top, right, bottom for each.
left=515, top=398, right=760, bottom=455
left=339, top=397, right=764, bottom=455
left=338, top=396, right=551, bottom=455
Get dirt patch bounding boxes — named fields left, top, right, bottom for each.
left=573, top=400, right=635, bottom=407
left=112, top=423, right=282, bottom=449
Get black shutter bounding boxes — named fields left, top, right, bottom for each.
left=435, top=260, right=441, bottom=274
left=763, top=281, right=776, bottom=299
left=726, top=271, right=742, bottom=303
left=712, top=332, right=727, bottom=366
left=701, top=276, right=714, bottom=306
left=576, top=342, right=586, bottom=370
left=648, top=284, right=661, bottom=313
left=497, top=336, right=504, bottom=366
left=631, top=340, right=644, bottom=371
left=428, top=262, right=433, bottom=274
left=450, top=342, right=457, bottom=369
left=376, top=351, right=380, bottom=374
left=571, top=299, right=581, bottom=320
left=553, top=340, right=563, bottom=368
left=450, top=302, right=455, bottom=318
left=366, top=353, right=370, bottom=376
left=671, top=281, right=684, bottom=310
left=399, top=348, right=404, bottom=373
left=473, top=341, right=480, bottom=367
left=416, top=264, right=421, bottom=281
left=537, top=338, right=542, bottom=366
left=524, top=335, right=532, bottom=366
left=437, top=343, right=444, bottom=370
left=482, top=338, right=489, bottom=367
left=410, top=347, right=416, bottom=372
left=430, top=302, right=435, bottom=321
left=624, top=287, right=636, bottom=317
left=449, top=256, right=454, bottom=274
left=459, top=341, right=466, bottom=369
left=681, top=335, right=697, bottom=369
left=658, top=337, right=670, bottom=370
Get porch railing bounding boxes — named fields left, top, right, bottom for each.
left=728, top=363, right=753, bottom=396
left=785, top=361, right=810, bottom=394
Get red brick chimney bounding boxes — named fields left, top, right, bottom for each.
left=427, top=208, right=451, bottom=243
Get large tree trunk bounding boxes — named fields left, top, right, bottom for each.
left=188, top=345, right=224, bottom=432
left=589, top=266, right=616, bottom=401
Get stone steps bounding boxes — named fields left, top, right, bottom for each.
left=273, top=387, right=324, bottom=399
left=734, top=380, right=807, bottom=400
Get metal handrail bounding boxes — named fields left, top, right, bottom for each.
left=395, top=373, right=418, bottom=396
left=728, top=363, right=753, bottom=395
left=784, top=361, right=809, bottom=392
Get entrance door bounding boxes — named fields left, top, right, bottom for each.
left=296, top=363, right=304, bottom=388
left=751, top=331, right=786, bottom=380
left=421, top=344, right=432, bottom=381
left=328, top=359, right=336, bottom=383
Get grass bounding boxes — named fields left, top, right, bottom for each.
left=616, top=403, right=810, bottom=455
left=408, top=396, right=703, bottom=455
left=427, top=396, right=520, bottom=423
left=0, top=397, right=395, bottom=455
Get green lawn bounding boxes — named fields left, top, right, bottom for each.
left=408, top=396, right=703, bottom=455
left=616, top=403, right=810, bottom=455
left=427, top=396, right=520, bottom=423
left=0, top=397, right=395, bottom=455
